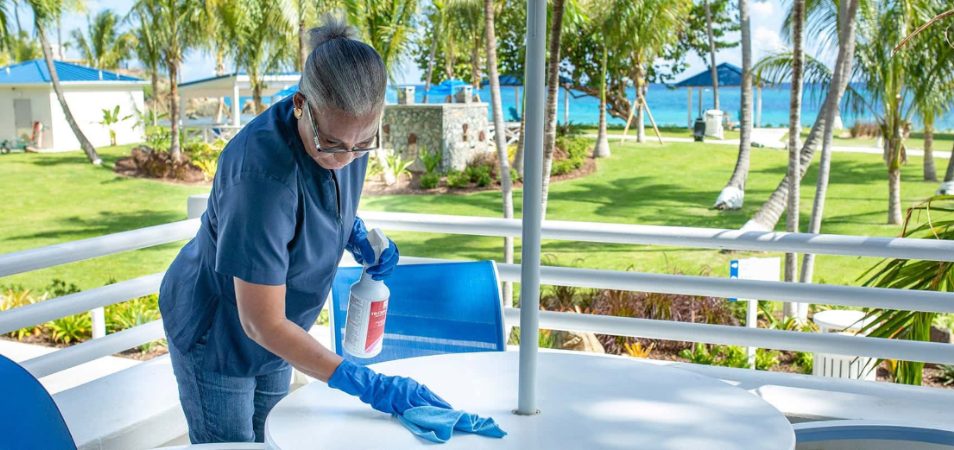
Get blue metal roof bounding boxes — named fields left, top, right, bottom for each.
left=673, top=63, right=743, bottom=88
left=0, top=59, right=142, bottom=85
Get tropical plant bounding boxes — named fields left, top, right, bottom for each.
left=623, top=341, right=655, bottom=359
left=48, top=312, right=92, bottom=344
left=343, top=0, right=417, bottom=79
left=383, top=150, right=414, bottom=181
left=858, top=196, right=954, bottom=385
left=99, top=105, right=132, bottom=146
left=418, top=172, right=440, bottom=189
left=444, top=0, right=483, bottom=89
left=70, top=9, right=135, bottom=69
left=800, top=0, right=862, bottom=287
left=482, top=0, right=516, bottom=304
left=539, top=0, right=571, bottom=217
left=1, top=30, right=42, bottom=64
left=417, top=146, right=442, bottom=174
left=229, top=0, right=292, bottom=113
left=0, top=286, right=44, bottom=340
left=128, top=0, right=163, bottom=125
left=134, top=0, right=204, bottom=160
left=25, top=0, right=100, bottom=164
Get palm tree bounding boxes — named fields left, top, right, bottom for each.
left=713, top=0, right=753, bottom=210
left=483, top=0, right=515, bottom=305
left=446, top=0, right=483, bottom=89
left=231, top=0, right=291, bottom=113
left=138, top=0, right=203, bottom=160
left=783, top=0, right=805, bottom=302
left=539, top=0, right=567, bottom=218
left=70, top=10, right=136, bottom=70
left=344, top=0, right=418, bottom=185
left=128, top=0, right=163, bottom=126
left=0, top=1, right=9, bottom=45
left=800, top=0, right=861, bottom=285
left=419, top=0, right=445, bottom=104
left=26, top=0, right=100, bottom=164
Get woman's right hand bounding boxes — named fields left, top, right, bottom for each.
left=328, top=359, right=452, bottom=415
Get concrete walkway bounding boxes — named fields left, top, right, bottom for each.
left=586, top=128, right=927, bottom=157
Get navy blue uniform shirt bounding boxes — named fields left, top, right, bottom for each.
left=159, top=96, right=367, bottom=376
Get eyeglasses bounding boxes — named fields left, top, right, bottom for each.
left=303, top=101, right=379, bottom=155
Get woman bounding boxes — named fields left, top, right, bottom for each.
left=159, top=17, right=450, bottom=444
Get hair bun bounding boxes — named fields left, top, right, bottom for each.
left=308, top=14, right=358, bottom=50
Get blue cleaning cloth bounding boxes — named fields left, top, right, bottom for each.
left=396, top=406, right=507, bottom=444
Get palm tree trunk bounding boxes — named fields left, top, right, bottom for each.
left=783, top=0, right=805, bottom=320
left=714, top=0, right=752, bottom=210
left=39, top=26, right=101, bottom=165
left=168, top=61, right=181, bottom=160
left=471, top=38, right=481, bottom=91
left=593, top=46, right=610, bottom=158
left=944, top=140, right=954, bottom=183
left=150, top=70, right=159, bottom=126
left=636, top=77, right=646, bottom=143
left=703, top=0, right=719, bottom=110
left=514, top=97, right=526, bottom=175
left=422, top=26, right=439, bottom=104
left=540, top=0, right=566, bottom=219
left=215, top=50, right=226, bottom=124
left=298, top=16, right=307, bottom=73
left=888, top=165, right=902, bottom=224
left=484, top=0, right=515, bottom=306
left=923, top=112, right=937, bottom=182
left=887, top=133, right=903, bottom=224
left=801, top=0, right=860, bottom=284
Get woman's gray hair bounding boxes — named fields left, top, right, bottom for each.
left=299, top=14, right=387, bottom=117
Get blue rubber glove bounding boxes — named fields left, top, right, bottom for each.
left=328, top=360, right=452, bottom=415
left=345, top=217, right=400, bottom=281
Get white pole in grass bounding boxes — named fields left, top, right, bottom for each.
left=516, top=0, right=546, bottom=416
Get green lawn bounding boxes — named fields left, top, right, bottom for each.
left=364, top=140, right=936, bottom=289
left=794, top=129, right=954, bottom=149
left=0, top=146, right=207, bottom=290
left=0, top=138, right=939, bottom=294
left=578, top=124, right=742, bottom=141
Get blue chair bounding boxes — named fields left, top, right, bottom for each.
left=0, top=354, right=76, bottom=450
left=330, top=260, right=506, bottom=365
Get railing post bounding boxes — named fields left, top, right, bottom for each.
left=91, top=307, right=106, bottom=339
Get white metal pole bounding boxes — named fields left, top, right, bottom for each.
left=517, top=0, right=546, bottom=416
left=91, top=307, right=106, bottom=339
left=687, top=88, right=693, bottom=128
left=232, top=78, right=241, bottom=127
left=746, top=300, right=757, bottom=369
left=563, top=87, right=569, bottom=125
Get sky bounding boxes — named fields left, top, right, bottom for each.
left=13, top=0, right=791, bottom=85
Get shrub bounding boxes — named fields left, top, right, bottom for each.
left=551, top=135, right=589, bottom=176
left=418, top=146, right=442, bottom=174
left=419, top=172, right=440, bottom=189
left=385, top=151, right=414, bottom=181
left=678, top=344, right=749, bottom=368
left=0, top=286, right=44, bottom=340
left=937, top=364, right=954, bottom=386
left=756, top=348, right=781, bottom=371
left=446, top=170, right=471, bottom=188
left=183, top=139, right=225, bottom=180
left=465, top=164, right=492, bottom=187
left=48, top=313, right=92, bottom=344
left=106, top=294, right=161, bottom=333
left=145, top=125, right=171, bottom=150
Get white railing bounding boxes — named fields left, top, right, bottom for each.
left=2, top=210, right=953, bottom=379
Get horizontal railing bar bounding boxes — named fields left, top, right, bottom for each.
left=0, top=274, right=164, bottom=335
left=492, top=264, right=954, bottom=314
left=363, top=212, right=954, bottom=262
left=503, top=308, right=954, bottom=365
left=21, top=320, right=165, bottom=379
left=0, top=219, right=199, bottom=278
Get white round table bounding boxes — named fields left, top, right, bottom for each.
left=265, top=351, right=795, bottom=449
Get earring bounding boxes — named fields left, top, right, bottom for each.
left=294, top=108, right=303, bottom=119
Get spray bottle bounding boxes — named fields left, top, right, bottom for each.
left=342, top=228, right=390, bottom=358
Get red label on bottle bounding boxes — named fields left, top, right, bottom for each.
left=365, top=299, right=388, bottom=352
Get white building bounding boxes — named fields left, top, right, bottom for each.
left=0, top=59, right=145, bottom=152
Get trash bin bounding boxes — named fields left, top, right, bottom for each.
left=693, top=118, right=706, bottom=142
left=812, top=310, right=877, bottom=381
left=704, top=110, right=724, bottom=139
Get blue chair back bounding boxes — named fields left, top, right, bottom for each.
left=331, top=260, right=506, bottom=365
left=0, top=354, right=76, bottom=450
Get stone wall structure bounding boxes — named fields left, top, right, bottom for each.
left=382, top=103, right=491, bottom=173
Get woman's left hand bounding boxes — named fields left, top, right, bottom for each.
left=347, top=217, right=400, bottom=280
